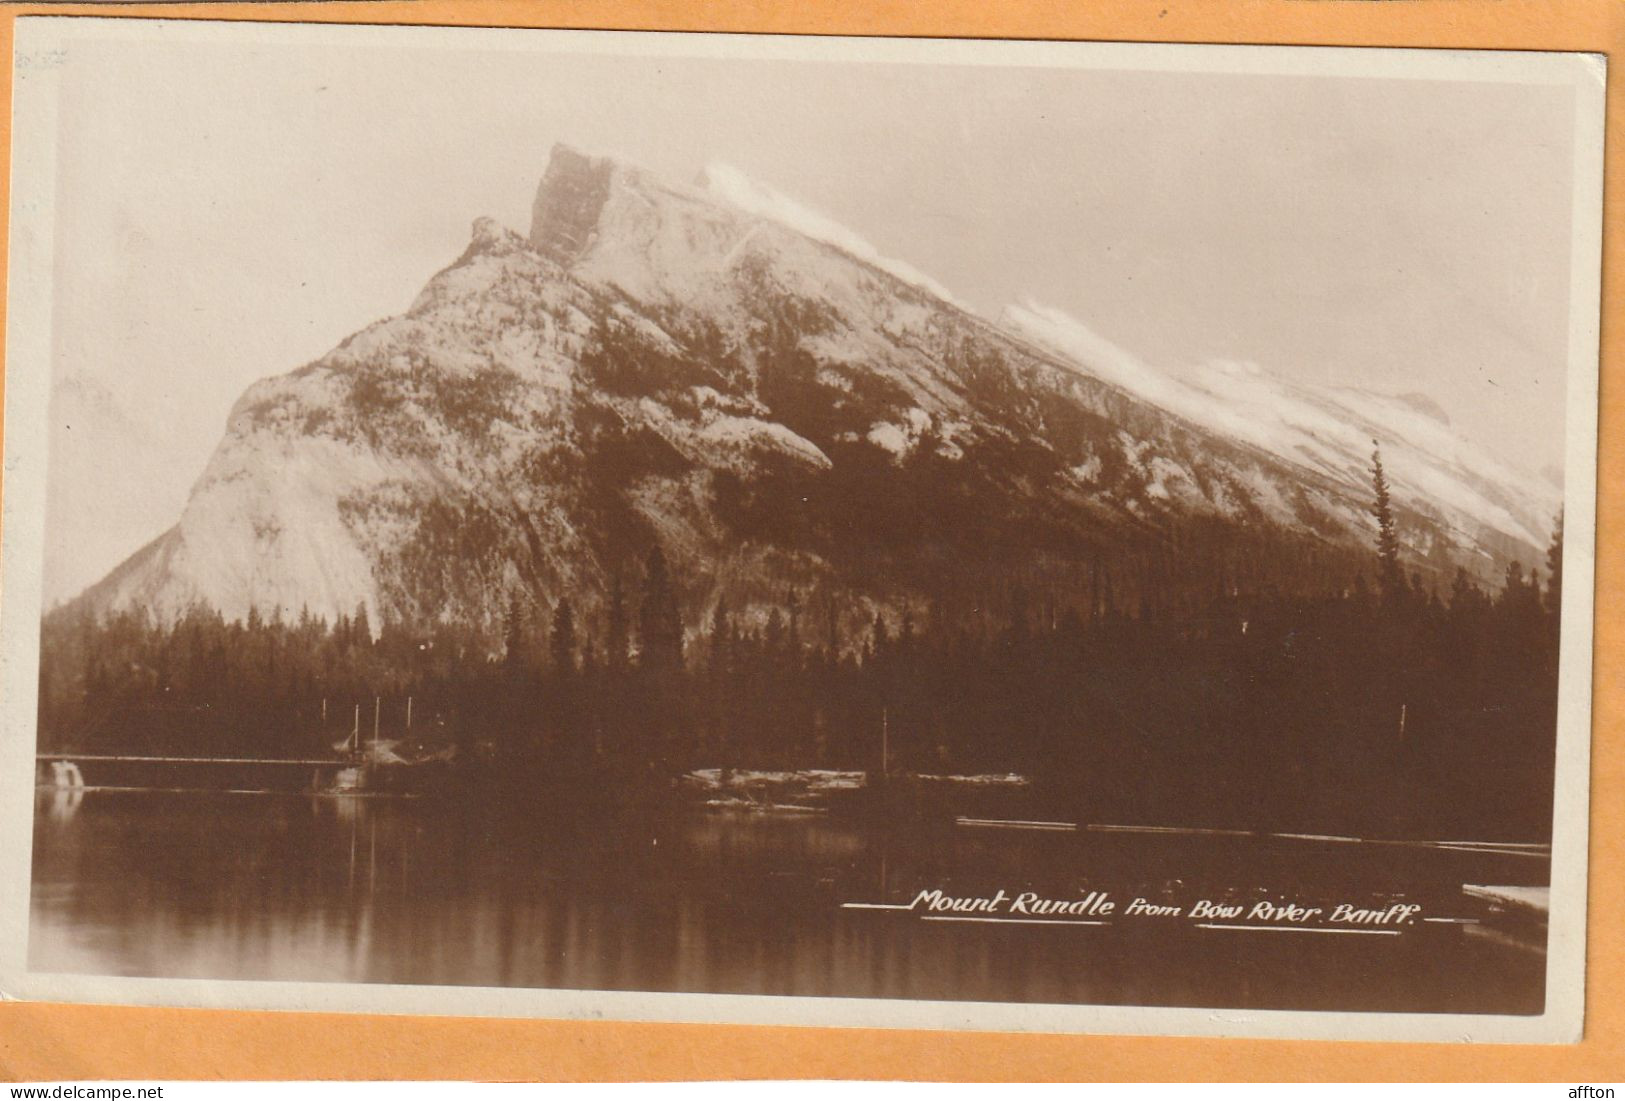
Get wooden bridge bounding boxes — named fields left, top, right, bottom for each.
left=36, top=752, right=356, bottom=792
left=37, top=753, right=349, bottom=766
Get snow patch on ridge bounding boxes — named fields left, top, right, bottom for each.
left=635, top=395, right=832, bottom=473
left=700, top=163, right=966, bottom=310
left=1006, top=300, right=1555, bottom=551
left=865, top=408, right=935, bottom=458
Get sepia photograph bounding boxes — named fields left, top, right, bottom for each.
left=0, top=18, right=1603, bottom=1042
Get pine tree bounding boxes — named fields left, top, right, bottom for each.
left=709, top=598, right=730, bottom=672
left=1499, top=560, right=1542, bottom=626
left=1449, top=566, right=1480, bottom=612
left=868, top=611, right=891, bottom=662
left=549, top=598, right=576, bottom=676
left=502, top=594, right=526, bottom=674
left=1369, top=442, right=1402, bottom=595
left=786, top=589, right=802, bottom=651
left=1545, top=511, right=1564, bottom=616
left=637, top=545, right=683, bottom=672
left=605, top=574, right=629, bottom=673
left=707, top=598, right=733, bottom=765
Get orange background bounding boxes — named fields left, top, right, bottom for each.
left=0, top=0, right=1619, bottom=1082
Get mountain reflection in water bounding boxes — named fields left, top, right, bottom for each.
left=29, top=789, right=1545, bottom=1014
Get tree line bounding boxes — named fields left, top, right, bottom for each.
left=36, top=445, right=1564, bottom=838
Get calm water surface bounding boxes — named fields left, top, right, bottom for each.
left=29, top=789, right=1546, bottom=1013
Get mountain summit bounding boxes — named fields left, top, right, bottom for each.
left=75, top=144, right=1557, bottom=637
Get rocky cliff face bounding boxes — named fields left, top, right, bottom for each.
left=74, top=144, right=1559, bottom=639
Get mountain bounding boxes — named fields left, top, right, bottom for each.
left=70, top=144, right=1560, bottom=639
left=1004, top=301, right=1557, bottom=559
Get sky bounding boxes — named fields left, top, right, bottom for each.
left=34, top=26, right=1585, bottom=603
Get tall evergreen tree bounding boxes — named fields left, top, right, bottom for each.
left=502, top=594, right=527, bottom=676
left=549, top=598, right=577, bottom=676
left=1449, top=566, right=1483, bottom=612
left=1545, top=511, right=1565, bottom=617
left=605, top=575, right=629, bottom=673
left=637, top=545, right=683, bottom=672
left=1369, top=442, right=1402, bottom=594
left=709, top=599, right=730, bottom=671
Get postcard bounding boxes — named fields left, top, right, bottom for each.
left=0, top=17, right=1604, bottom=1043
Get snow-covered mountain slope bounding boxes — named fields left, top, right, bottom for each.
left=72, top=144, right=1557, bottom=636
left=1004, top=301, right=1558, bottom=560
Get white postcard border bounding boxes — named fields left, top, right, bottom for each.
left=0, top=16, right=1605, bottom=1044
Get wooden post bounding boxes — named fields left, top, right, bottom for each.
left=373, top=696, right=381, bottom=750
left=406, top=695, right=413, bottom=731
left=1399, top=703, right=1408, bottom=743
left=352, top=705, right=360, bottom=757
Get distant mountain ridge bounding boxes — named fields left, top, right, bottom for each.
left=71, top=143, right=1559, bottom=638
left=1005, top=300, right=1556, bottom=552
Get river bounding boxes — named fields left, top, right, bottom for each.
left=28, top=788, right=1547, bottom=1014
